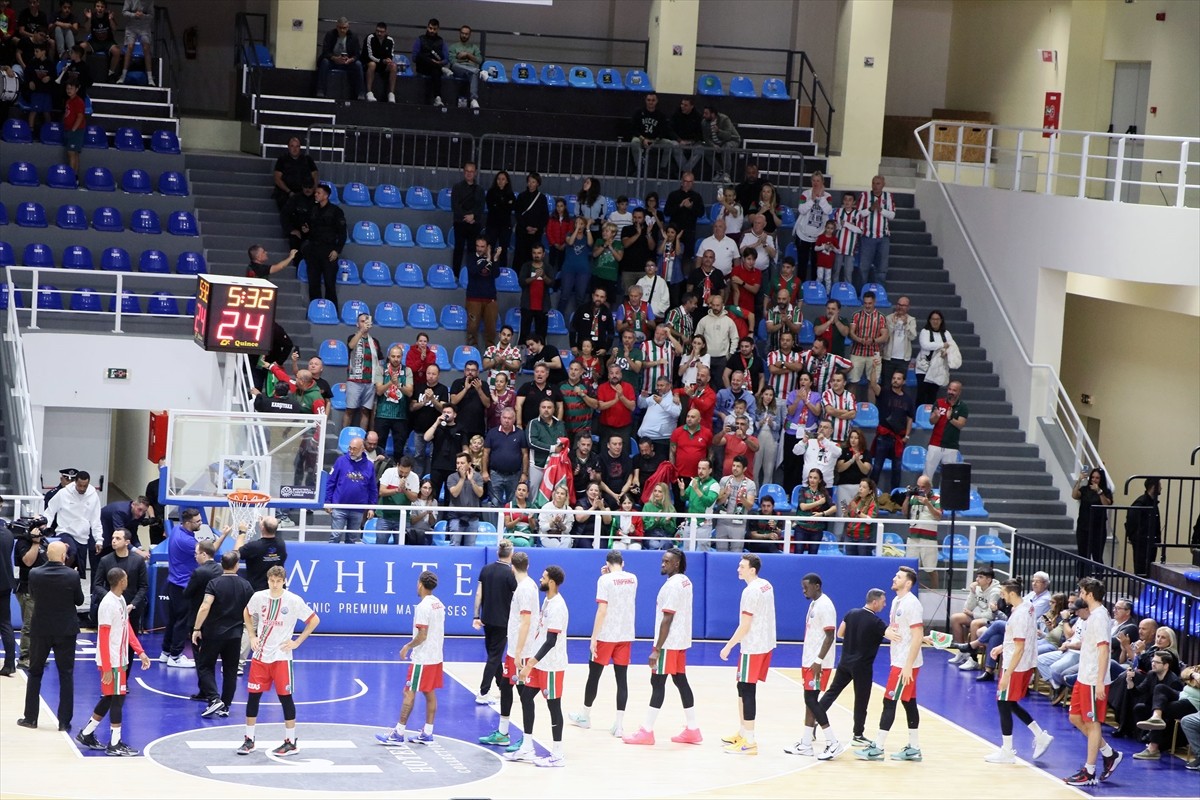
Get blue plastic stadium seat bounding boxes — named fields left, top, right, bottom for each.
left=797, top=319, right=815, bottom=347
left=436, top=187, right=453, bottom=212
left=55, top=204, right=88, bottom=230
left=547, top=309, right=567, bottom=335
left=342, top=182, right=372, bottom=207
left=758, top=484, right=793, bottom=513
left=296, top=260, right=308, bottom=282
left=147, top=292, right=180, bottom=315
left=361, top=260, right=392, bottom=286
left=939, top=534, right=970, bottom=564
left=416, top=224, right=447, bottom=249
left=854, top=402, right=879, bottom=429
left=131, top=208, right=162, bottom=234
left=318, top=339, right=349, bottom=366
left=100, top=247, right=132, bottom=271
left=83, top=125, right=107, bottom=149
left=831, top=282, right=861, bottom=307
left=83, top=166, right=115, bottom=192
left=374, top=184, right=403, bottom=208
left=22, top=243, right=54, bottom=268
left=817, top=531, right=844, bottom=556
left=2, top=119, right=32, bottom=143
left=62, top=245, right=94, bottom=269
left=341, top=299, right=370, bottom=325
left=351, top=220, right=382, bottom=246
left=407, top=303, right=437, bottom=330
left=139, top=249, right=170, bottom=273
left=780, top=206, right=797, bottom=227
left=452, top=345, right=482, bottom=372
left=90, top=206, right=122, bottom=232
left=109, top=290, right=141, bottom=315
left=115, top=127, right=144, bottom=152
left=330, top=383, right=347, bottom=411
left=307, top=299, right=338, bottom=325
left=975, top=531, right=1006, bottom=557
left=762, top=77, right=789, bottom=100
left=802, top=281, right=828, bottom=306
left=540, top=64, right=567, bottom=87
left=168, top=211, right=199, bottom=236
left=496, top=267, right=520, bottom=293
left=511, top=62, right=539, bottom=84
left=35, top=285, right=62, bottom=310
left=696, top=74, right=724, bottom=96
left=324, top=184, right=340, bottom=205
left=480, top=60, right=508, bottom=83
left=404, top=186, right=434, bottom=210
left=568, top=65, right=596, bottom=88
left=596, top=67, right=624, bottom=90
left=430, top=344, right=452, bottom=372
left=914, top=404, right=934, bottom=430
left=374, top=301, right=405, bottom=328
left=337, top=425, right=366, bottom=454
left=729, top=75, right=757, bottom=98
left=625, top=69, right=653, bottom=91
left=176, top=251, right=205, bottom=275
left=70, top=287, right=101, bottom=312
left=0, top=202, right=6, bottom=225
left=862, top=283, right=890, bottom=307
left=504, top=307, right=522, bottom=332
left=8, top=162, right=38, bottom=187
left=16, top=202, right=48, bottom=228
left=394, top=54, right=413, bottom=77
left=961, top=492, right=992, bottom=521
left=151, top=129, right=181, bottom=154
left=393, top=262, right=425, bottom=288
left=157, top=171, right=189, bottom=196
left=39, top=121, right=63, bottom=145
left=901, top=446, right=927, bottom=474
left=120, top=168, right=152, bottom=194
left=439, top=304, right=467, bottom=331
left=426, top=263, right=457, bottom=289
left=335, top=259, right=360, bottom=285
left=384, top=222, right=414, bottom=247
left=47, top=163, right=78, bottom=189
left=457, top=266, right=470, bottom=289
left=0, top=242, right=14, bottom=266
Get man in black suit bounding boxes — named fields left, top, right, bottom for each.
left=0, top=508, right=15, bottom=676
left=92, top=529, right=148, bottom=639
left=19, top=541, right=84, bottom=731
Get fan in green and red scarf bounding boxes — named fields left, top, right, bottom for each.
left=534, top=437, right=574, bottom=508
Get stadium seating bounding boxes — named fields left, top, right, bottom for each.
left=2, top=119, right=33, bottom=143
left=101, top=247, right=132, bottom=271
left=415, top=224, right=447, bottom=249
left=496, top=267, right=520, bottom=293
left=729, top=76, right=757, bottom=98
left=8, top=162, right=38, bottom=187
left=151, top=129, right=181, bottom=154
left=22, top=243, right=54, bottom=268
left=147, top=293, right=180, bottom=315
left=480, top=60, right=507, bottom=83
left=342, top=182, right=372, bottom=207
left=796, top=319, right=815, bottom=347
left=831, top=282, right=860, bottom=307
left=62, top=245, right=94, bottom=269
left=596, top=68, right=624, bottom=90
left=697, top=74, right=724, bottom=96
left=758, top=483, right=793, bottom=513
left=130, top=208, right=163, bottom=234
left=55, top=204, right=88, bottom=230
left=802, top=281, right=828, bottom=306
left=436, top=188, right=453, bottom=212
left=139, top=249, right=170, bottom=273
left=338, top=426, right=367, bottom=453
left=547, top=309, right=568, bottom=335
left=121, top=168, right=153, bottom=194
left=47, top=163, right=79, bottom=189
left=70, top=287, right=102, bottom=312
left=384, top=222, right=414, bottom=247
left=168, top=211, right=199, bottom=236
left=452, top=345, right=482, bottom=371
left=901, top=445, right=927, bottom=473
left=394, top=262, right=425, bottom=288
left=92, top=206, right=124, bottom=232
left=84, top=166, right=116, bottom=191
left=176, top=251, right=205, bottom=275
left=762, top=78, right=789, bottom=100
left=341, top=299, right=370, bottom=325
left=115, top=127, right=144, bottom=152
left=307, top=299, right=338, bottom=325
left=374, top=301, right=405, bottom=328
left=16, top=202, right=48, bottom=227
left=335, top=260, right=360, bottom=285
left=405, top=186, right=434, bottom=210
left=374, top=184, right=404, bottom=208
left=362, top=260, right=392, bottom=286
left=540, top=64, right=567, bottom=87
left=511, top=62, right=539, bottom=84
left=426, top=263, right=457, bottom=289
left=352, top=220, right=382, bottom=246
left=36, top=285, right=63, bottom=310
left=625, top=69, right=653, bottom=91
left=0, top=242, right=13, bottom=266
left=84, top=125, right=107, bottom=149
left=914, top=404, right=933, bottom=430
left=39, top=122, right=63, bottom=145
left=158, top=171, right=189, bottom=196
left=568, top=66, right=596, bottom=88
left=439, top=304, right=467, bottom=331
left=319, top=339, right=349, bottom=366
left=0, top=201, right=6, bottom=225
left=331, top=383, right=347, bottom=411
left=862, top=283, right=890, bottom=307
left=853, top=402, right=879, bottom=429
left=407, top=303, right=437, bottom=329
left=109, top=290, right=141, bottom=315
left=429, top=344, right=452, bottom=371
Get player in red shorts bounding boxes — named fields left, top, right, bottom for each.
left=237, top=566, right=320, bottom=757
left=856, top=565, right=923, bottom=762
left=719, top=553, right=777, bottom=755
left=377, top=571, right=446, bottom=746
left=1064, top=577, right=1120, bottom=785
left=570, top=550, right=638, bottom=736
left=984, top=577, right=1053, bottom=764
left=510, top=565, right=570, bottom=768
left=785, top=572, right=839, bottom=758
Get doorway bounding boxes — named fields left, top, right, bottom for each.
left=1105, top=62, right=1150, bottom=203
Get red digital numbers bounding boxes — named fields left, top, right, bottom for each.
left=193, top=302, right=207, bottom=339
left=214, top=310, right=266, bottom=345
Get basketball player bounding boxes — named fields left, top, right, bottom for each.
left=985, top=578, right=1054, bottom=764
left=719, top=553, right=777, bottom=755
left=75, top=568, right=152, bottom=756
left=376, top=571, right=446, bottom=746
left=236, top=566, right=320, bottom=757
left=480, top=552, right=537, bottom=749
left=785, top=572, right=839, bottom=758
left=624, top=548, right=702, bottom=746
left=817, top=588, right=888, bottom=755
left=1063, top=577, right=1120, bottom=785
left=512, top=566, right=569, bottom=768
left=855, top=565, right=923, bottom=762
left=570, top=550, right=638, bottom=736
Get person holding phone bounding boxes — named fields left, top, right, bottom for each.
left=345, top=312, right=382, bottom=432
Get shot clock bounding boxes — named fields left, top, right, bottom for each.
left=192, top=274, right=278, bottom=354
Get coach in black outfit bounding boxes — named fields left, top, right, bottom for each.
left=238, top=517, right=288, bottom=592
left=92, top=528, right=148, bottom=638
left=192, top=551, right=254, bottom=718
left=0, top=510, right=15, bottom=676
left=817, top=588, right=888, bottom=744
left=19, top=541, right=84, bottom=731
left=451, top=161, right=485, bottom=277
left=301, top=183, right=348, bottom=309
left=473, top=539, right=518, bottom=703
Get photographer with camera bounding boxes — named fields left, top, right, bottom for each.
left=345, top=312, right=383, bottom=432
left=424, top=404, right=465, bottom=508
left=902, top=475, right=942, bottom=590
left=12, top=513, right=50, bottom=671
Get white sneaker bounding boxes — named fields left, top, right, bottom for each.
left=958, top=660, right=980, bottom=671
left=366, top=92, right=376, bottom=102
left=534, top=753, right=566, bottom=768
left=158, top=652, right=169, bottom=664
left=610, top=723, right=623, bottom=738
left=984, top=748, right=1016, bottom=764
left=817, top=741, right=846, bottom=761
left=568, top=712, right=591, bottom=729
left=1032, top=731, right=1054, bottom=759
left=387, top=92, right=395, bottom=102
left=441, top=66, right=453, bottom=78
left=948, top=653, right=967, bottom=665
left=470, top=99, right=479, bottom=110
left=116, top=72, right=127, bottom=84
left=147, top=74, right=156, bottom=87
left=502, top=747, right=536, bottom=763
left=479, top=69, right=490, bottom=82
left=474, top=694, right=491, bottom=705
left=784, top=741, right=815, bottom=756
left=433, top=96, right=444, bottom=108
left=168, top=655, right=195, bottom=668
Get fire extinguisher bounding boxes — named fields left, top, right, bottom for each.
left=184, top=26, right=198, bottom=60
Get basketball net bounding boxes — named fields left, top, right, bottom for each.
left=226, top=490, right=271, bottom=541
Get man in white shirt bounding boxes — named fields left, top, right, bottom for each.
left=786, top=572, right=839, bottom=759
left=570, top=551, right=638, bottom=736
left=694, top=294, right=739, bottom=390
left=696, top=217, right=741, bottom=277
left=719, top=554, right=777, bottom=756
left=45, top=469, right=103, bottom=582
left=512, top=565, right=570, bottom=768
left=376, top=571, right=446, bottom=746
left=882, top=296, right=917, bottom=389
left=1063, top=577, right=1120, bottom=786
left=794, top=421, right=842, bottom=488
left=638, top=376, right=682, bottom=460
left=635, top=258, right=671, bottom=316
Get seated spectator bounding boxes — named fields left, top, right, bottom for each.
left=1036, top=599, right=1088, bottom=706
left=117, top=0, right=154, bottom=85
left=746, top=494, right=783, bottom=554
left=411, top=17, right=448, bottom=107
left=408, top=479, right=439, bottom=545
left=316, top=17, right=364, bottom=100
left=641, top=482, right=678, bottom=551
left=628, top=91, right=674, bottom=171
left=701, top=103, right=742, bottom=184
left=947, top=568, right=1001, bottom=665
left=604, top=493, right=644, bottom=550
left=0, top=23, right=23, bottom=83
left=1134, top=661, right=1199, bottom=760
left=81, top=0, right=122, bottom=80
left=363, top=21, right=397, bottom=103
left=502, top=482, right=536, bottom=548
left=273, top=137, right=320, bottom=210
left=51, top=0, right=76, bottom=58
left=447, top=24, right=483, bottom=109
left=631, top=438, right=658, bottom=495
left=537, top=483, right=576, bottom=549
left=375, top=456, right=418, bottom=545
left=1112, top=623, right=1177, bottom=735
left=842, top=478, right=877, bottom=556
left=247, top=245, right=299, bottom=281
left=443, top=452, right=484, bottom=545
left=281, top=178, right=317, bottom=249
left=17, top=0, right=51, bottom=61
left=670, top=95, right=703, bottom=175
left=1124, top=646, right=1183, bottom=742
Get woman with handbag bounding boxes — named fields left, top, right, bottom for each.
left=915, top=310, right=959, bottom=407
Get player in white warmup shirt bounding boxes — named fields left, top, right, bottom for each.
left=1063, top=577, right=1120, bottom=786
left=856, top=565, right=923, bottom=763
left=570, top=550, right=638, bottom=736
left=511, top=565, right=570, bottom=768
left=785, top=572, right=839, bottom=759
left=984, top=577, right=1054, bottom=765
left=720, top=553, right=777, bottom=756
left=376, top=571, right=446, bottom=746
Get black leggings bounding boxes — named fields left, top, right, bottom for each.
left=518, top=683, right=539, bottom=733
left=997, top=698, right=1033, bottom=736
left=479, top=626, right=506, bottom=696
left=737, top=681, right=757, bottom=721
left=498, top=675, right=514, bottom=718
left=547, top=697, right=564, bottom=742
left=246, top=692, right=296, bottom=721
left=649, top=672, right=695, bottom=709
left=583, top=661, right=628, bottom=711
left=92, top=694, right=125, bottom=724
left=879, top=695, right=919, bottom=732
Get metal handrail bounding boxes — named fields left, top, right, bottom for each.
left=152, top=5, right=182, bottom=89
left=5, top=266, right=195, bottom=334
left=2, top=279, right=42, bottom=499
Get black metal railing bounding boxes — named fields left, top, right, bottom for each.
left=153, top=5, right=182, bottom=89
left=1013, top=534, right=1198, bottom=664
left=1122, top=472, right=1199, bottom=566
left=235, top=12, right=271, bottom=99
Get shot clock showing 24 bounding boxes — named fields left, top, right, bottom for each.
left=192, top=274, right=278, bottom=354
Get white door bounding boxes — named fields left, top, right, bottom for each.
left=1105, top=62, right=1151, bottom=203
left=41, top=408, right=112, bottom=503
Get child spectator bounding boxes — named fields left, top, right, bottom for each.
left=62, top=77, right=84, bottom=176
left=814, top=220, right=838, bottom=292
left=833, top=192, right=862, bottom=287
left=52, top=0, right=77, bottom=56
left=25, top=41, right=53, bottom=132
left=607, top=196, right=633, bottom=229
left=57, top=44, right=90, bottom=101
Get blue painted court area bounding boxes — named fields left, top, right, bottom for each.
left=31, top=633, right=1195, bottom=796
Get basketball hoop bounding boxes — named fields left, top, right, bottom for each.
left=226, top=490, right=272, bottom=538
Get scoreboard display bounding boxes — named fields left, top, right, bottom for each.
left=192, top=274, right=278, bottom=354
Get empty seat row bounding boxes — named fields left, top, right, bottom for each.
left=1, top=284, right=191, bottom=315
left=476, top=61, right=653, bottom=92
left=307, top=300, right=568, bottom=336
left=696, top=73, right=789, bottom=100
left=297, top=258, right=519, bottom=292
left=5, top=162, right=189, bottom=195
left=0, top=241, right=205, bottom=273
left=800, top=281, right=891, bottom=308
left=2, top=201, right=198, bottom=235
left=333, top=184, right=627, bottom=218
left=346, top=220, right=448, bottom=248
left=2, top=119, right=180, bottom=154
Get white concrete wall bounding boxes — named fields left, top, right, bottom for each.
left=885, top=0, right=951, bottom=116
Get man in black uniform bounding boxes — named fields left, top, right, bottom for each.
left=473, top=540, right=517, bottom=704
left=272, top=136, right=319, bottom=209
left=19, top=541, right=84, bottom=731
left=92, top=528, right=148, bottom=639
left=301, top=183, right=348, bottom=309
left=13, top=515, right=49, bottom=670
left=281, top=178, right=316, bottom=251
left=192, top=550, right=254, bottom=718
left=816, top=587, right=888, bottom=751
left=1125, top=478, right=1161, bottom=576
left=451, top=161, right=485, bottom=277
left=0, top=506, right=15, bottom=675
left=181, top=540, right=223, bottom=701
left=43, top=467, right=77, bottom=506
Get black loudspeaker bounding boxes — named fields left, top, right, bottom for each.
left=940, top=462, right=972, bottom=511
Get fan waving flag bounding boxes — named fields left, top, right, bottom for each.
left=534, top=437, right=574, bottom=508
left=640, top=459, right=678, bottom=505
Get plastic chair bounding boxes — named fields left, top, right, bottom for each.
left=100, top=247, right=132, bottom=271
left=758, top=484, right=793, bottom=513
left=34, top=285, right=62, bottom=311
left=407, top=303, right=437, bottom=330
left=762, top=77, right=790, bottom=100
left=426, top=263, right=457, bottom=289
left=39, top=121, right=63, bottom=145
left=151, top=129, right=181, bottom=154
left=457, top=266, right=470, bottom=289
left=557, top=349, right=574, bottom=372
left=47, top=163, right=79, bottom=189
left=854, top=402, right=879, bottom=429
left=883, top=531, right=905, bottom=548
left=430, top=344, right=452, bottom=372
left=84, top=166, right=116, bottom=192
left=480, top=60, right=508, bottom=83
left=802, top=281, right=828, bottom=306
left=394, top=54, right=413, bottom=77
left=318, top=338, right=349, bottom=366
left=22, top=243, right=54, bottom=268
left=147, top=292, right=180, bottom=315
left=307, top=299, right=338, bottom=325
left=862, top=283, right=890, bottom=307
left=330, top=383, right=347, bottom=411
left=596, top=67, right=624, bottom=90
left=404, top=186, right=434, bottom=210
left=901, top=445, right=927, bottom=473
left=90, top=206, right=122, bottom=232
left=503, top=307, right=522, bottom=333
left=374, top=183, right=404, bottom=208
left=84, top=124, right=108, bottom=149
left=440, top=304, right=468, bottom=331
left=115, top=127, right=145, bottom=152
left=393, top=262, right=424, bottom=288
left=7, top=162, right=39, bottom=187
left=296, top=260, right=308, bottom=282
left=797, top=319, right=815, bottom=347
left=416, top=224, right=447, bottom=249
left=374, top=301, right=405, bottom=328
left=70, top=287, right=101, bottom=312
left=568, top=66, right=595, bottom=88
left=729, top=75, right=757, bottom=98
left=0, top=242, right=13, bottom=266
left=818, top=531, right=844, bottom=556
left=430, top=520, right=451, bottom=546
left=474, top=521, right=499, bottom=547
left=323, top=184, right=341, bottom=205
left=338, top=426, right=367, bottom=454
left=352, top=220, right=382, bottom=246
left=361, top=517, right=378, bottom=545
left=158, top=171, right=189, bottom=196
left=342, top=182, right=372, bottom=207
left=361, top=260, right=392, bottom=286
left=130, top=208, right=162, bottom=234
left=436, top=187, right=453, bottom=212
left=340, top=299, right=370, bottom=325
left=540, top=64, right=567, bottom=87
left=914, top=404, right=934, bottom=430
left=939, top=534, right=970, bottom=563
left=2, top=119, right=33, bottom=143
left=168, top=211, right=199, bottom=236
left=449, top=345, right=482, bottom=372
left=830, top=282, right=861, bottom=307
left=511, top=62, right=539, bottom=85
left=176, top=251, right=205, bottom=275
left=547, top=309, right=568, bottom=335
left=62, top=245, right=94, bottom=269
left=0, top=202, right=6, bottom=225
left=696, top=74, right=724, bottom=96
left=383, top=222, right=414, bottom=247
left=961, top=492, right=992, bottom=521
left=120, top=168, right=152, bottom=194
left=109, top=290, right=141, bottom=315
left=15, top=202, right=47, bottom=228
left=496, top=267, right=520, bottom=293
left=139, top=249, right=170, bottom=273
left=55, top=204, right=88, bottom=230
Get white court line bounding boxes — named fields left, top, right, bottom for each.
left=187, top=740, right=358, bottom=749
left=133, top=676, right=369, bottom=705
left=441, top=663, right=547, bottom=755
left=207, top=764, right=382, bottom=774
left=11, top=666, right=85, bottom=760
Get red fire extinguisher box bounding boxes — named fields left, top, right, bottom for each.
left=148, top=411, right=169, bottom=463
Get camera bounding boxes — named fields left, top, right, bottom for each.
left=10, top=515, right=48, bottom=541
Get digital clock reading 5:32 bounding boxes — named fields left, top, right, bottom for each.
left=192, top=275, right=278, bottom=354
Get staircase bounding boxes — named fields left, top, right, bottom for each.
left=0, top=414, right=11, bottom=500
left=878, top=156, right=918, bottom=191
left=88, top=82, right=180, bottom=137
left=885, top=191, right=1073, bottom=545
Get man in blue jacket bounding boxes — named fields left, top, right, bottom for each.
left=326, top=436, right=377, bottom=543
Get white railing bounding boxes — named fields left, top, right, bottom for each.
left=916, top=120, right=1199, bottom=208
left=913, top=125, right=1110, bottom=489
left=2, top=293, right=41, bottom=498
left=4, top=265, right=195, bottom=333
left=1, top=494, right=47, bottom=520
